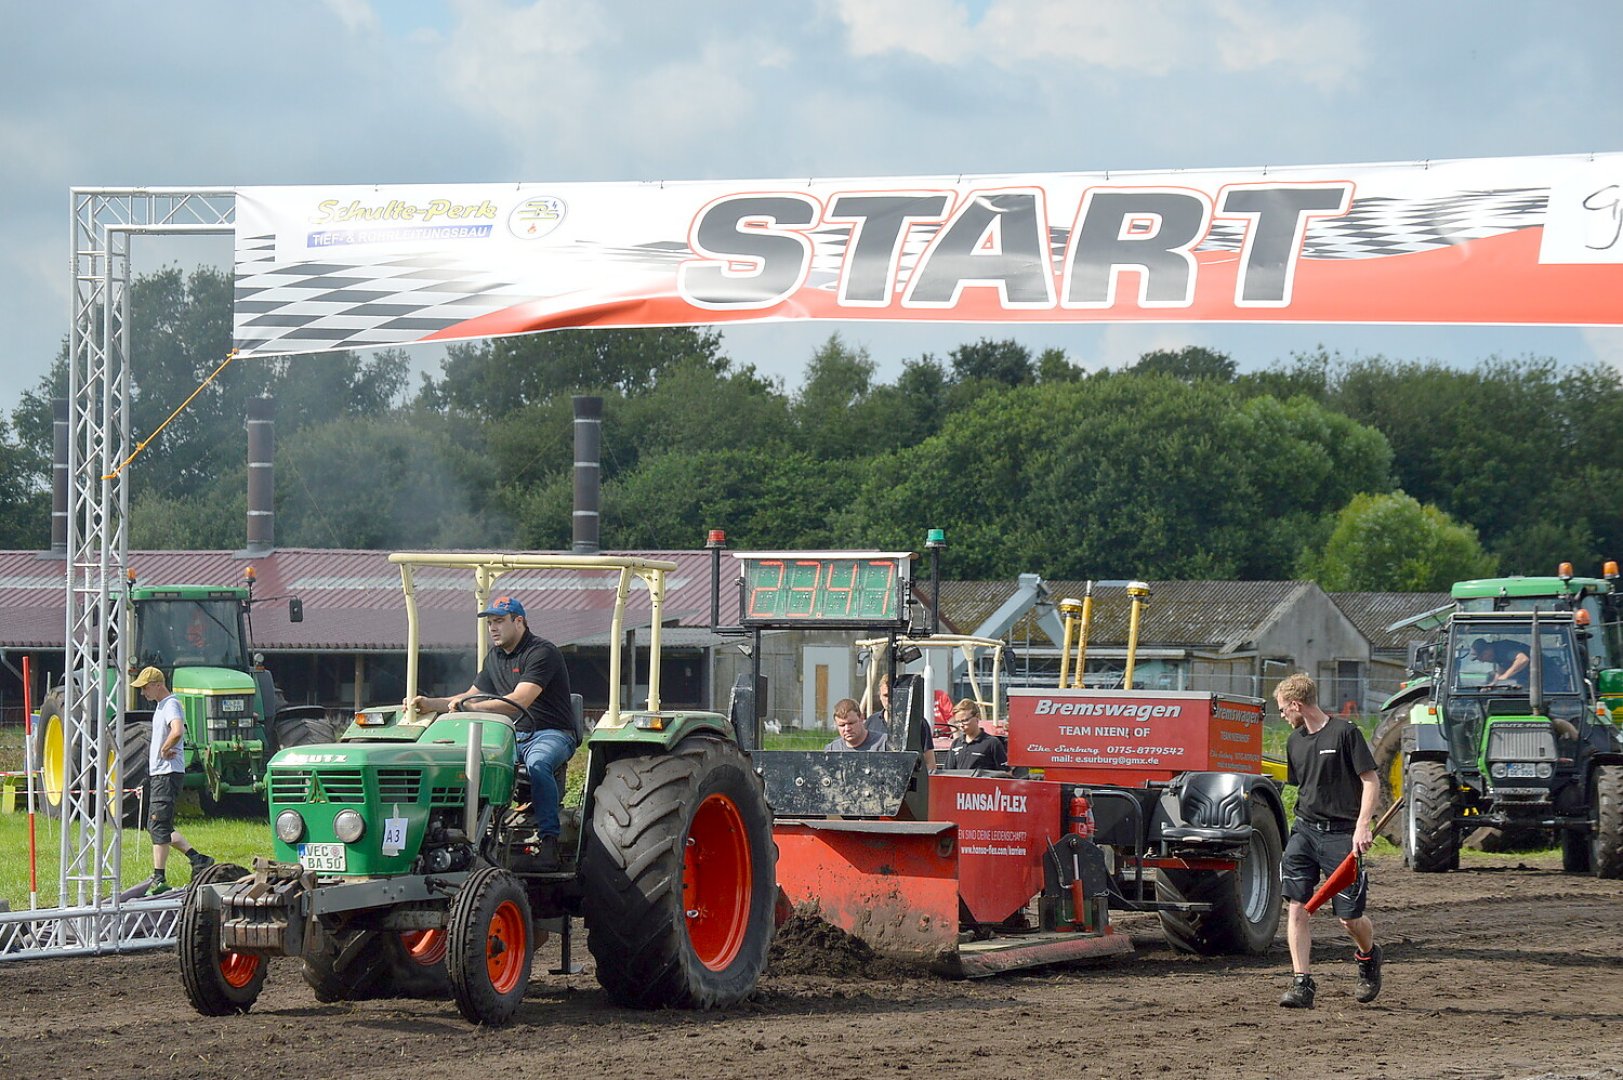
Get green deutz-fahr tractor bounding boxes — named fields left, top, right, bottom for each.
left=28, top=575, right=329, bottom=820
left=178, top=552, right=777, bottom=1027
left=1375, top=571, right=1623, bottom=875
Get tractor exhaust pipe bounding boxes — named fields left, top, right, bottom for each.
left=464, top=720, right=482, bottom=841
left=572, top=395, right=602, bottom=554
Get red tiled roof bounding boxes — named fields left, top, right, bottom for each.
left=0, top=548, right=719, bottom=652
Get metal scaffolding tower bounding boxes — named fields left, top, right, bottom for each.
left=0, top=189, right=235, bottom=960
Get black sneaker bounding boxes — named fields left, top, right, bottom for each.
left=188, top=851, right=215, bottom=873
left=146, top=873, right=171, bottom=897
left=1355, top=944, right=1383, bottom=1003
left=1279, top=973, right=1316, bottom=1009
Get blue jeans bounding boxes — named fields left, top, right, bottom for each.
left=515, top=728, right=576, bottom=838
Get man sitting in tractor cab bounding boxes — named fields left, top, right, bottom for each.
left=409, top=596, right=576, bottom=871
left=1471, top=637, right=1530, bottom=687
left=825, top=698, right=886, bottom=751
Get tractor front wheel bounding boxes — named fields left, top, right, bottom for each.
left=1590, top=764, right=1623, bottom=879
left=1369, top=711, right=1407, bottom=845
left=1156, top=794, right=1283, bottom=955
left=1406, top=760, right=1459, bottom=872
left=178, top=863, right=265, bottom=1016
left=446, top=866, right=532, bottom=1025
left=583, top=737, right=776, bottom=1009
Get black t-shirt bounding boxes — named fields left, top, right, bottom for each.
left=945, top=730, right=1008, bottom=771
left=474, top=630, right=575, bottom=740
left=1286, top=714, right=1376, bottom=825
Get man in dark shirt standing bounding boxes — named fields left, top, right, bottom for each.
left=1276, top=672, right=1382, bottom=1009
left=943, top=698, right=1007, bottom=771
left=411, top=596, right=575, bottom=870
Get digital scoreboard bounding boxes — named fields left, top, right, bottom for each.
left=733, top=552, right=913, bottom=628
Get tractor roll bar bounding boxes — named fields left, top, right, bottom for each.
left=389, top=552, right=678, bottom=727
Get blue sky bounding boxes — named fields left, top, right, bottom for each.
left=3, top=0, right=1621, bottom=417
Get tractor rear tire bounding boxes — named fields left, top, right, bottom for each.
left=446, top=866, right=532, bottom=1026
left=273, top=708, right=343, bottom=752
left=1590, top=764, right=1623, bottom=879
left=29, top=690, right=67, bottom=819
left=1406, top=760, right=1459, bottom=872
left=178, top=863, right=266, bottom=1016
left=1369, top=711, right=1407, bottom=845
left=380, top=930, right=452, bottom=998
left=583, top=737, right=776, bottom=1010
left=301, top=927, right=390, bottom=1003
left=1156, top=794, right=1283, bottom=955
left=110, top=720, right=151, bottom=826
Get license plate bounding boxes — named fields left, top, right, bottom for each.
left=1506, top=762, right=1537, bottom=778
left=222, top=698, right=245, bottom=712
left=298, top=843, right=347, bottom=872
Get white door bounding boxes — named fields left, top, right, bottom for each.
left=802, top=646, right=851, bottom=731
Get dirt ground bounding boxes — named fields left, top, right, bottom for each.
left=1, top=852, right=1619, bottom=1080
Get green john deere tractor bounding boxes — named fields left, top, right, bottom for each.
left=1383, top=606, right=1623, bottom=876
left=28, top=579, right=329, bottom=820
left=178, top=552, right=777, bottom=1027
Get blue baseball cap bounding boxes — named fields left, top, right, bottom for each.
left=478, top=595, right=526, bottom=618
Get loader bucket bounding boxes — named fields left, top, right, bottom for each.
left=772, top=819, right=959, bottom=968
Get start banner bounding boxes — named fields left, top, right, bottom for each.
left=233, top=153, right=1623, bottom=356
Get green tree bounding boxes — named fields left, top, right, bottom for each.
left=0, top=413, right=49, bottom=548
left=1129, top=345, right=1236, bottom=382
left=1298, top=492, right=1497, bottom=591
left=791, top=335, right=876, bottom=461
left=853, top=373, right=1392, bottom=580
left=423, top=327, right=725, bottom=417
left=948, top=338, right=1034, bottom=386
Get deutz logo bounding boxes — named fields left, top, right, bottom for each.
left=955, top=787, right=1027, bottom=813
left=309, top=775, right=327, bottom=803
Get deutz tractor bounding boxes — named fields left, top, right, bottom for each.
left=1372, top=566, right=1623, bottom=849
left=178, top=552, right=777, bottom=1027
left=1391, top=608, right=1623, bottom=876
left=28, top=574, right=329, bottom=820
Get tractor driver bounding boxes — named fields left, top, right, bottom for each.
left=825, top=698, right=887, bottom=751
left=1472, top=637, right=1530, bottom=686
left=409, top=596, right=575, bottom=871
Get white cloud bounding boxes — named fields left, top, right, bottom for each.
left=1581, top=328, right=1623, bottom=370
left=323, top=0, right=380, bottom=33
left=832, top=0, right=1366, bottom=88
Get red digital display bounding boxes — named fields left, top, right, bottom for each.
left=742, top=556, right=903, bottom=624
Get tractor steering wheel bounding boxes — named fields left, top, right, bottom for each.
left=453, top=692, right=524, bottom=716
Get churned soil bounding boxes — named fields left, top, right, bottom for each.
left=2, top=852, right=1620, bottom=1080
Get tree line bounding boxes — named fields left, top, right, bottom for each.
left=3, top=264, right=1619, bottom=591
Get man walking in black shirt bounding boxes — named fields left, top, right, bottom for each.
left=1276, top=672, right=1382, bottom=1009
left=411, top=595, right=575, bottom=870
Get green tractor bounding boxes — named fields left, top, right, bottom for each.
left=28, top=576, right=330, bottom=820
left=1371, top=568, right=1623, bottom=845
left=178, top=552, right=777, bottom=1026
left=1380, top=603, right=1623, bottom=876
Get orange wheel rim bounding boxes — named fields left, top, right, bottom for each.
left=485, top=900, right=526, bottom=993
left=401, top=928, right=448, bottom=966
left=683, top=792, right=752, bottom=972
left=220, top=949, right=261, bottom=989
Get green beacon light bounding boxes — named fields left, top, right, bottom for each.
left=925, top=528, right=947, bottom=549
